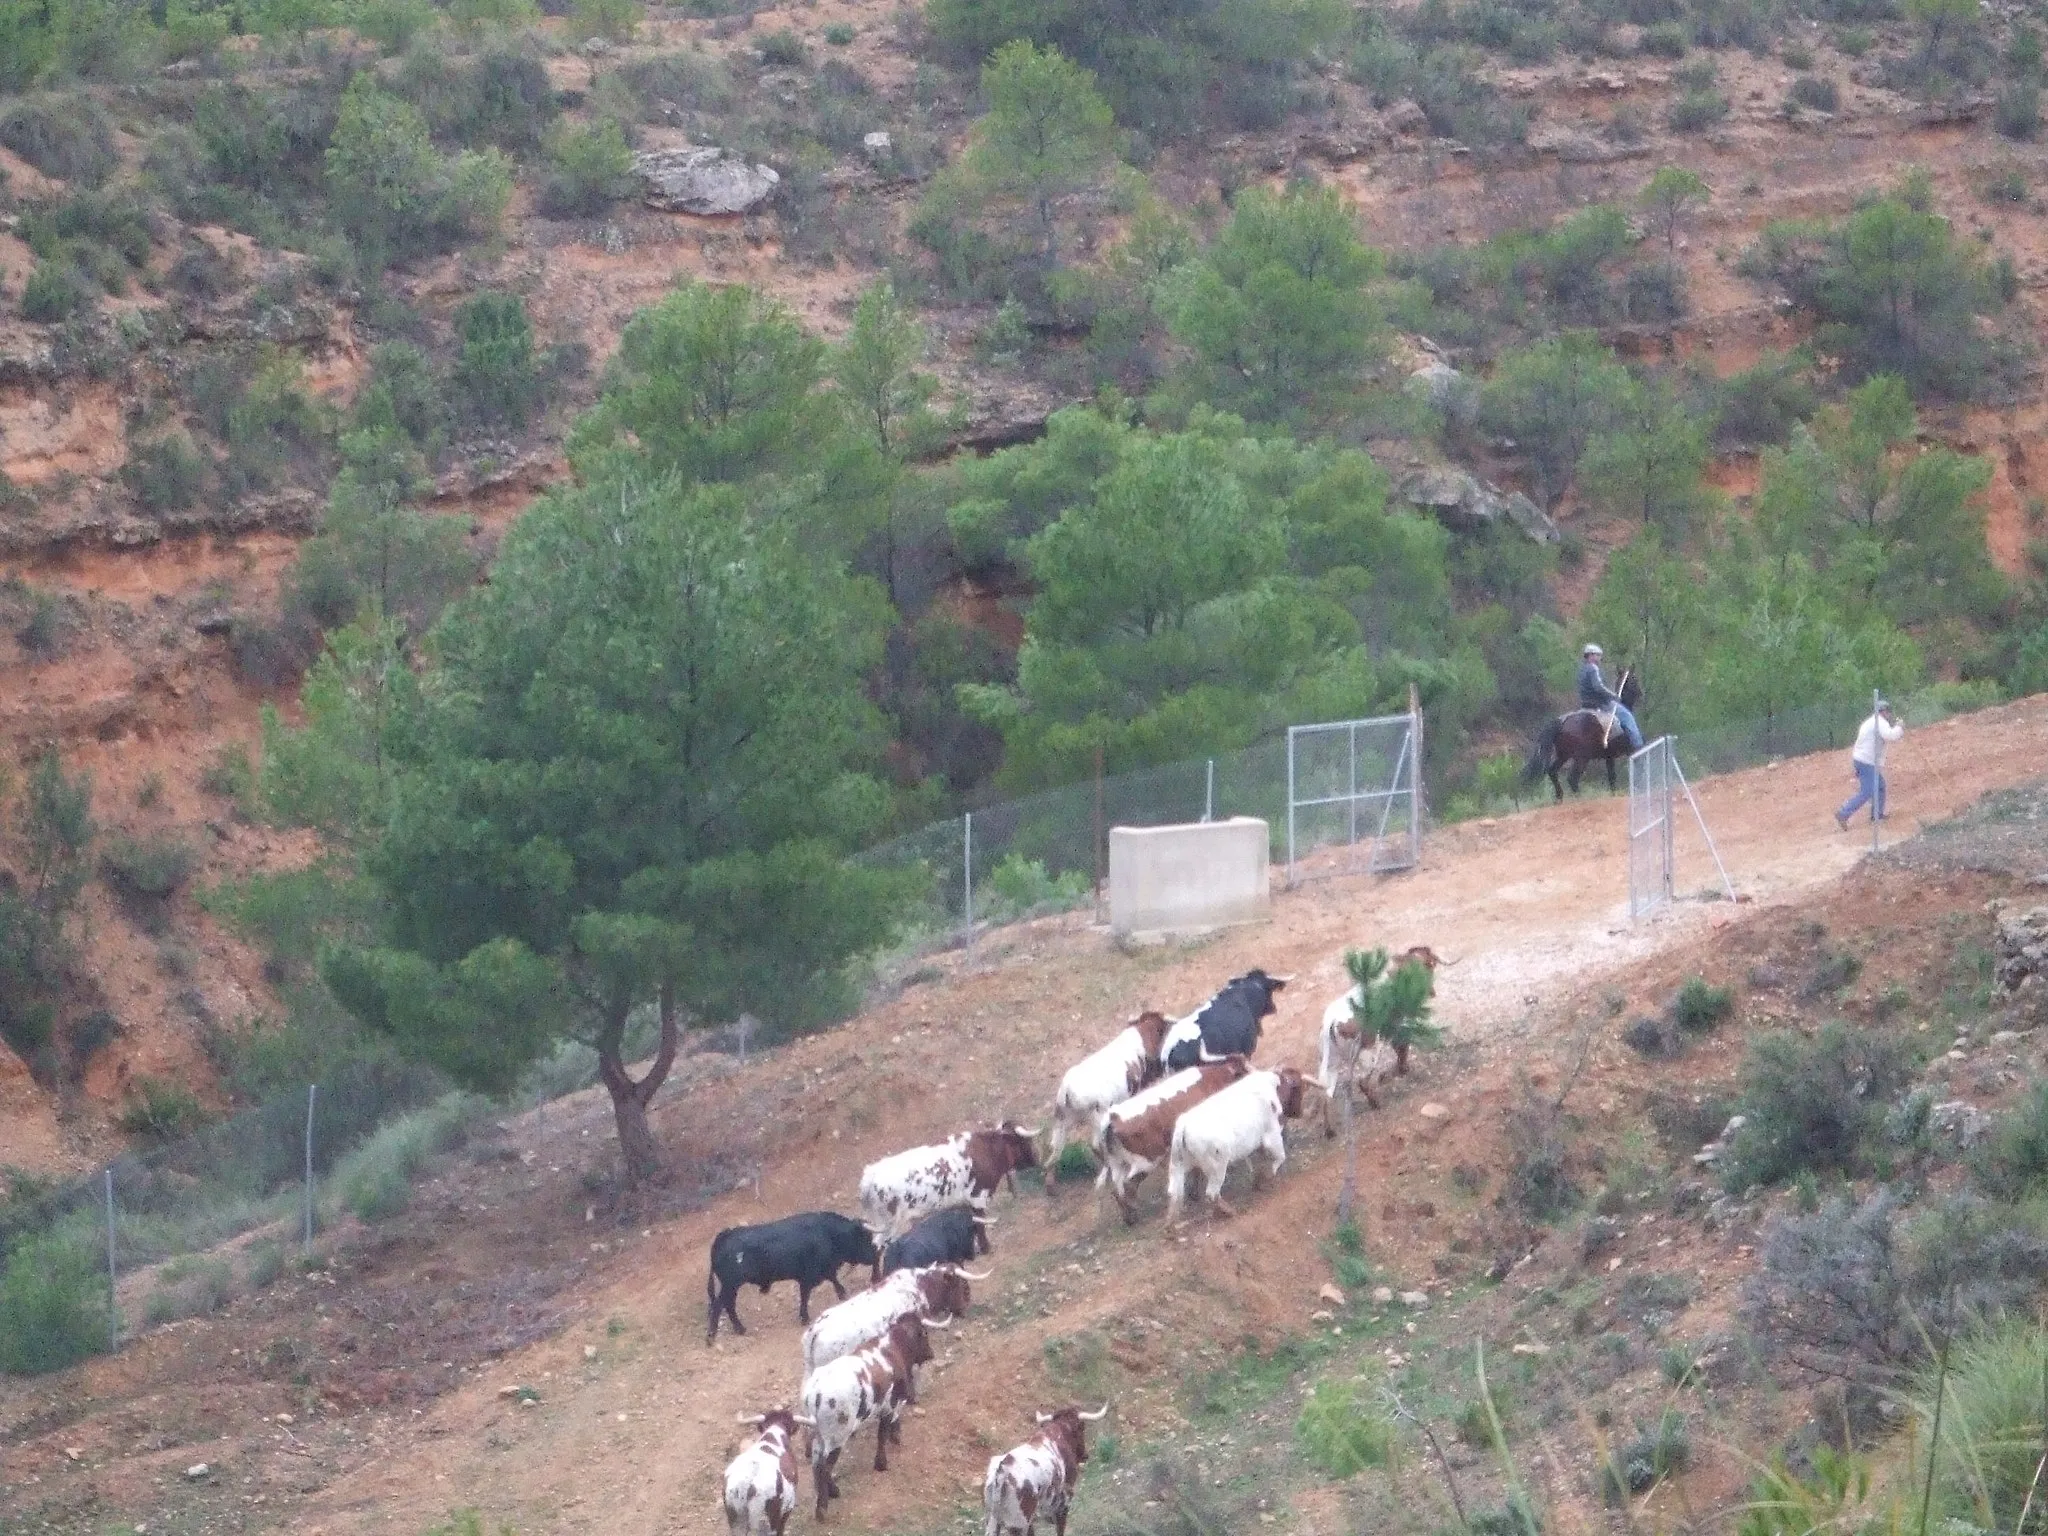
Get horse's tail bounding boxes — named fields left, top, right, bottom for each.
left=1521, top=720, right=1559, bottom=787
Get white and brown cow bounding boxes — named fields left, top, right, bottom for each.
left=859, top=1123, right=1039, bottom=1242
left=1316, top=946, right=1452, bottom=1111
left=1166, top=1066, right=1313, bottom=1225
left=1093, top=1057, right=1251, bottom=1222
left=1045, top=1011, right=1172, bottom=1188
left=725, top=1407, right=806, bottom=1536
left=801, top=1263, right=983, bottom=1374
left=800, top=1311, right=943, bottom=1519
left=983, top=1405, right=1109, bottom=1536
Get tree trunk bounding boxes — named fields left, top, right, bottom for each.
left=594, top=983, right=682, bottom=1187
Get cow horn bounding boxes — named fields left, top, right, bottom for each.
left=1439, top=954, right=1462, bottom=967
left=955, top=1267, right=993, bottom=1281
left=736, top=1412, right=766, bottom=1425
left=973, top=1212, right=999, bottom=1226
left=922, top=1314, right=953, bottom=1329
left=1078, top=1405, right=1110, bottom=1422
left=1010, top=1124, right=1042, bottom=1137
left=1035, top=1410, right=1054, bottom=1424
left=793, top=1414, right=817, bottom=1427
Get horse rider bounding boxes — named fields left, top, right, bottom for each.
left=1577, top=643, right=1643, bottom=751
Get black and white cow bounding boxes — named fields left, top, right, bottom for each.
left=1160, top=970, right=1290, bottom=1071
left=707, top=1212, right=881, bottom=1345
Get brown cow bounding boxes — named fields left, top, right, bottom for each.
left=983, top=1405, right=1110, bottom=1536
left=801, top=1312, right=943, bottom=1518
left=1093, top=1057, right=1251, bottom=1222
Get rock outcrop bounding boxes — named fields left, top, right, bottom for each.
left=1398, top=465, right=1560, bottom=543
left=633, top=147, right=780, bottom=215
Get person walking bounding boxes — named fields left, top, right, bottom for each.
left=1835, top=699, right=1902, bottom=829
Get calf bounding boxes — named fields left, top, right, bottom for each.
left=725, top=1408, right=806, bottom=1536
left=1045, top=1011, right=1172, bottom=1188
left=707, top=1212, right=881, bottom=1345
left=1166, top=1066, right=1313, bottom=1224
left=802, top=1263, right=981, bottom=1373
left=801, top=1312, right=942, bottom=1518
left=858, top=1123, right=1039, bottom=1243
left=1160, top=970, right=1289, bottom=1071
left=1314, top=947, right=1448, bottom=1112
left=881, top=1207, right=991, bottom=1274
left=1094, top=1057, right=1251, bottom=1222
left=983, top=1405, right=1110, bottom=1536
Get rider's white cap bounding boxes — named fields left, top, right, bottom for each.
left=1582, top=643, right=1603, bottom=656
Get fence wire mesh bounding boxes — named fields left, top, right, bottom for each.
left=1628, top=736, right=1676, bottom=920
left=1287, top=712, right=1420, bottom=884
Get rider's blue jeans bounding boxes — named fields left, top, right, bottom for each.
left=1611, top=703, right=1643, bottom=751
left=1838, top=760, right=1885, bottom=822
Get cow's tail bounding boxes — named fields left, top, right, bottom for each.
left=1521, top=719, right=1559, bottom=787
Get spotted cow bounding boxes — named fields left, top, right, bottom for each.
left=858, top=1124, right=1039, bottom=1243
left=983, top=1405, right=1109, bottom=1536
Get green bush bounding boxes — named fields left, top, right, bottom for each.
left=243, top=1238, right=285, bottom=1290
left=1672, top=976, right=1734, bottom=1033
left=1971, top=1079, right=2048, bottom=1198
left=823, top=20, right=854, bottom=43
left=1782, top=41, right=1814, bottom=67
left=352, top=0, right=437, bottom=51
left=398, top=43, right=558, bottom=154
left=1640, top=20, right=1688, bottom=54
left=121, top=433, right=209, bottom=513
left=1721, top=1022, right=1917, bottom=1187
left=978, top=852, right=1090, bottom=921
left=1984, top=164, right=2029, bottom=204
left=0, top=96, right=117, bottom=186
left=1052, top=1140, right=1096, bottom=1180
left=20, top=261, right=90, bottom=322
left=326, top=75, right=513, bottom=268
left=758, top=26, right=808, bottom=64
left=1918, top=1319, right=2048, bottom=1531
left=1995, top=80, right=2041, bottom=139
left=1787, top=74, right=1840, bottom=111
left=117, top=1075, right=210, bottom=1141
left=1599, top=1409, right=1689, bottom=1501
left=1296, top=1379, right=1393, bottom=1476
left=0, top=1232, right=110, bottom=1375
left=570, top=0, right=640, bottom=40
left=16, top=587, right=68, bottom=657
left=536, top=119, right=635, bottom=219
left=1667, top=89, right=1730, bottom=131
left=101, top=832, right=199, bottom=931
left=452, top=291, right=540, bottom=427
left=144, top=1254, right=233, bottom=1323
left=328, top=1093, right=484, bottom=1223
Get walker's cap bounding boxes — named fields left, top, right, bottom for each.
left=1582, top=643, right=1603, bottom=656
left=1876, top=698, right=1892, bottom=712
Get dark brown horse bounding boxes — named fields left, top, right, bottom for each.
left=1520, top=668, right=1643, bottom=801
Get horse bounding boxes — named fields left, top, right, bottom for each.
left=1519, top=668, right=1643, bottom=801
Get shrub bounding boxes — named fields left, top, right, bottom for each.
left=328, top=1093, right=484, bottom=1223
left=1296, top=1379, right=1393, bottom=1476
left=1622, top=261, right=1685, bottom=323
left=1641, top=20, right=1688, bottom=54
left=1673, top=57, right=1719, bottom=90
left=200, top=743, right=257, bottom=804
left=117, top=1075, right=210, bottom=1141
left=1996, top=80, right=2041, bottom=139
left=758, top=26, right=807, bottom=64
left=1971, top=1079, right=2048, bottom=1197
left=144, top=1255, right=233, bottom=1323
left=1720, top=1023, right=1916, bottom=1187
left=979, top=853, right=1089, bottom=921
left=1836, top=24, right=1873, bottom=54
left=20, top=261, right=90, bottom=323
left=1802, top=948, right=1862, bottom=997
left=536, top=119, right=635, bottom=218
left=569, top=0, right=641, bottom=41
left=1672, top=976, right=1734, bottom=1033
left=1599, top=1409, right=1689, bottom=1501
left=16, top=588, right=67, bottom=657
left=1715, top=351, right=1816, bottom=445
left=353, top=0, right=437, bottom=51
left=1667, top=89, right=1730, bottom=131
left=1918, top=1319, right=2048, bottom=1530
left=244, top=1239, right=285, bottom=1290
left=0, top=1233, right=110, bottom=1375
left=1984, top=165, right=2029, bottom=204
left=824, top=21, right=854, bottom=43
left=1623, top=1016, right=1677, bottom=1057
left=121, top=433, right=208, bottom=514
left=452, top=291, right=541, bottom=428
left=101, top=833, right=199, bottom=930
left=168, top=240, right=240, bottom=299
left=0, top=97, right=117, bottom=186
left=1052, top=1140, right=1096, bottom=1180
left=1788, top=73, right=1840, bottom=111
left=1505, top=1086, right=1578, bottom=1219
left=1782, top=41, right=1814, bottom=67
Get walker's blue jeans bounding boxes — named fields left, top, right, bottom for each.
left=1610, top=703, right=1643, bottom=751
left=1838, top=760, right=1885, bottom=822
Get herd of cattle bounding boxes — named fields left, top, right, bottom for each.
left=715, top=954, right=1445, bottom=1536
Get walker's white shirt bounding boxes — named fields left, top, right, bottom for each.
left=1850, top=713, right=1903, bottom=768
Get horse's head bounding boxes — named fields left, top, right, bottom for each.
left=1618, top=666, right=1643, bottom=711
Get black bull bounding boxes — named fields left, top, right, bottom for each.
left=881, top=1206, right=992, bottom=1275
left=1520, top=668, right=1645, bottom=800
left=706, top=1211, right=880, bottom=1345
left=1163, top=970, right=1289, bottom=1071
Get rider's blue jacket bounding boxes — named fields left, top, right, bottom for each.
left=1577, top=660, right=1619, bottom=709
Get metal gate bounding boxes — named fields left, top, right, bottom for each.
left=1286, top=710, right=1421, bottom=885
left=1628, top=736, right=1675, bottom=919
